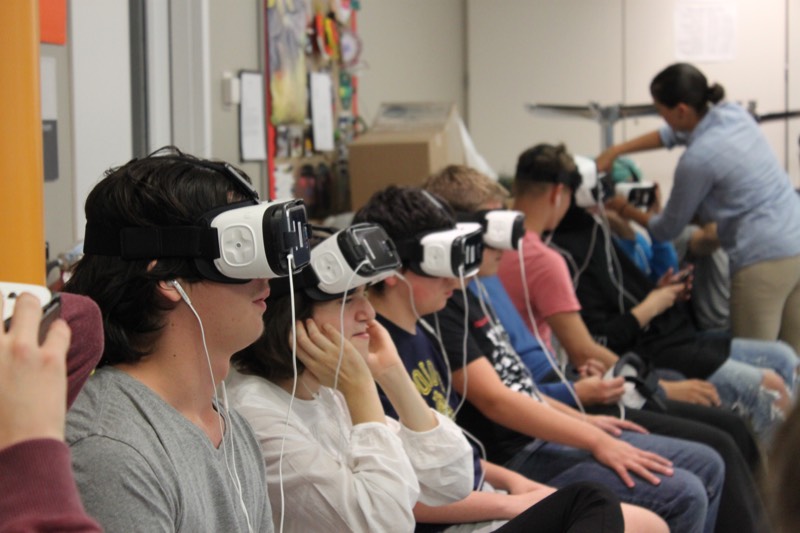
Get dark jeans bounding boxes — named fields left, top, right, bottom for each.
left=590, top=399, right=767, bottom=533
left=493, top=482, right=623, bottom=533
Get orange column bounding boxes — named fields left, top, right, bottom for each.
left=0, top=0, right=45, bottom=284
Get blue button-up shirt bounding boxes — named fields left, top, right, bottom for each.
left=650, top=102, right=800, bottom=274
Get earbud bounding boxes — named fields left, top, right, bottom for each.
left=555, top=194, right=562, bottom=208
left=170, top=279, right=192, bottom=305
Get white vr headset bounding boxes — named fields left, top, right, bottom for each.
left=267, top=223, right=402, bottom=301
left=306, top=223, right=401, bottom=298
left=396, top=222, right=484, bottom=278
left=459, top=209, right=526, bottom=250
left=615, top=182, right=657, bottom=208
left=83, top=161, right=311, bottom=282
left=573, top=155, right=614, bottom=208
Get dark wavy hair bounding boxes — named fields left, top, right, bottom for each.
left=650, top=63, right=725, bottom=114
left=64, top=146, right=252, bottom=367
left=352, top=186, right=456, bottom=291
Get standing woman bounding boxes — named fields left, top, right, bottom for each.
left=598, top=62, right=800, bottom=355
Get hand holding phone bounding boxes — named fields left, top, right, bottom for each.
left=2, top=282, right=61, bottom=345
left=668, top=266, right=694, bottom=301
left=0, top=284, right=71, bottom=449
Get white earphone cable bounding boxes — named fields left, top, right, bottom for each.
left=172, top=281, right=254, bottom=533
left=277, top=254, right=297, bottom=533
left=516, top=241, right=586, bottom=416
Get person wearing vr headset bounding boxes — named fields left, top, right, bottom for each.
left=422, top=166, right=623, bottom=408
left=539, top=144, right=798, bottom=447
left=418, top=168, right=733, bottom=533
left=603, top=159, right=733, bottom=333
left=226, top=223, right=634, bottom=533
left=225, top=224, right=477, bottom=532
left=354, top=186, right=681, bottom=533
left=596, top=63, right=800, bottom=359
left=602, top=158, right=682, bottom=284
left=61, top=147, right=306, bottom=532
left=430, top=163, right=773, bottom=533
left=0, top=290, right=104, bottom=532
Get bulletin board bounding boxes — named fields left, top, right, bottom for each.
left=263, top=0, right=365, bottom=221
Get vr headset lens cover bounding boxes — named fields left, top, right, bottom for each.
left=309, top=223, right=401, bottom=297
left=482, top=210, right=526, bottom=250
left=458, top=209, right=526, bottom=250
left=615, top=182, right=657, bottom=208
left=573, top=155, right=614, bottom=208
left=82, top=160, right=311, bottom=283
left=401, top=222, right=484, bottom=278
left=203, top=199, right=311, bottom=281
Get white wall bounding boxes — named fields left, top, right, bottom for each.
left=69, top=0, right=133, bottom=241
left=357, top=1, right=467, bottom=124
left=208, top=0, right=265, bottom=191
left=53, top=0, right=800, bottom=249
left=468, top=0, right=625, bottom=178
left=790, top=0, right=800, bottom=182
left=467, top=0, right=799, bottom=193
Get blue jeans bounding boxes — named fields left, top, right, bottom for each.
left=505, top=431, right=724, bottom=533
left=708, top=338, right=798, bottom=442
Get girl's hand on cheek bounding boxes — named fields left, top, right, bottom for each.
left=365, top=320, right=404, bottom=378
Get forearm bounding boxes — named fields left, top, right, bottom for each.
left=414, top=489, right=515, bottom=523
left=482, top=460, right=550, bottom=493
left=542, top=394, right=585, bottom=419
left=688, top=224, right=720, bottom=257
left=630, top=301, right=660, bottom=328
left=375, top=365, right=438, bottom=432
left=479, top=387, right=605, bottom=452
left=561, top=335, right=619, bottom=369
left=610, top=131, right=664, bottom=158
left=341, top=380, right=387, bottom=426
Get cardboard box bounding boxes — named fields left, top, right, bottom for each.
left=348, top=102, right=465, bottom=211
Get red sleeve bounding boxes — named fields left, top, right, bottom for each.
left=59, top=294, right=103, bottom=408
left=526, top=243, right=581, bottom=320
left=498, top=234, right=580, bottom=321
left=0, top=439, right=102, bottom=532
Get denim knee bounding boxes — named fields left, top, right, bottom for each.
left=709, top=358, right=785, bottom=438
left=649, top=469, right=710, bottom=533
left=730, top=338, right=799, bottom=389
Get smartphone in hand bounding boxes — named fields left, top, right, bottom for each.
left=2, top=282, right=62, bottom=344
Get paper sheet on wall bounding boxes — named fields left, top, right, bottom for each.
left=310, top=72, right=335, bottom=152
left=674, top=1, right=737, bottom=62
left=239, top=71, right=267, bottom=161
left=273, top=163, right=296, bottom=201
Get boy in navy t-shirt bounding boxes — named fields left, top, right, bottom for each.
left=353, top=185, right=665, bottom=533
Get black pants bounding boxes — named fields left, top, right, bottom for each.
left=493, top=482, right=623, bottom=533
left=590, top=400, right=767, bottom=533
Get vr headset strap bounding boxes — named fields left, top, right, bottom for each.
left=394, top=239, right=423, bottom=264
left=84, top=223, right=220, bottom=260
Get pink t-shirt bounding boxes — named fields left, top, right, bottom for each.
left=497, top=232, right=581, bottom=353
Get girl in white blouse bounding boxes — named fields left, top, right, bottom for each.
left=227, top=282, right=476, bottom=532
